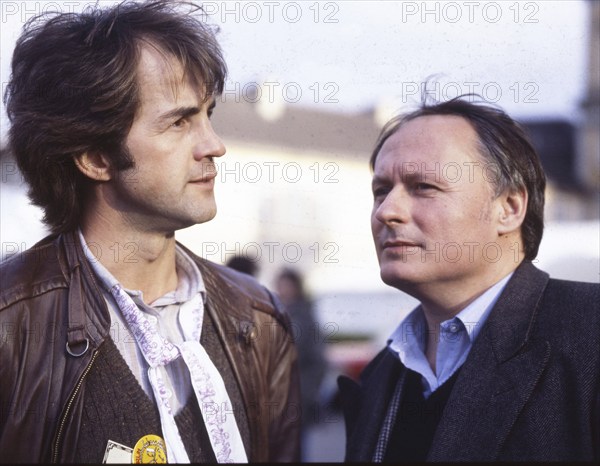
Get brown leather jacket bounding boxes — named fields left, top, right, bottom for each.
left=0, top=232, right=300, bottom=462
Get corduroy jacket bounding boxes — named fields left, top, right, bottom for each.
left=0, top=231, right=300, bottom=462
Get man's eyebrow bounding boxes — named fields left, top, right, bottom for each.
left=371, top=175, right=389, bottom=187
left=403, top=172, right=425, bottom=183
left=372, top=171, right=432, bottom=186
left=158, top=106, right=200, bottom=123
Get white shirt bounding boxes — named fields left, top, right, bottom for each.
left=388, top=273, right=513, bottom=398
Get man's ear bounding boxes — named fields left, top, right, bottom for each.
left=497, top=186, right=527, bottom=235
left=73, top=152, right=113, bottom=181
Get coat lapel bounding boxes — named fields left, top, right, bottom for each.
left=340, top=348, right=404, bottom=461
left=192, top=257, right=255, bottom=400
left=428, top=263, right=551, bottom=461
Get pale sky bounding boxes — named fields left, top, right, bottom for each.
left=0, top=0, right=591, bottom=142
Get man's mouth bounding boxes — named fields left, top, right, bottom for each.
left=382, top=239, right=421, bottom=249
left=189, top=174, right=216, bottom=183
left=190, top=165, right=217, bottom=183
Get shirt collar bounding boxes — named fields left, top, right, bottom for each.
left=452, top=272, right=513, bottom=342
left=388, top=272, right=514, bottom=359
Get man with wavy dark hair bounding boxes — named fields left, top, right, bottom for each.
left=339, top=95, right=599, bottom=462
left=0, top=1, right=300, bottom=462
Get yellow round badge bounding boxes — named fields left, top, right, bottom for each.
left=132, top=434, right=167, bottom=463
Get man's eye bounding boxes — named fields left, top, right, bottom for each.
left=373, top=187, right=389, bottom=199
left=415, top=183, right=436, bottom=191
left=172, top=118, right=186, bottom=128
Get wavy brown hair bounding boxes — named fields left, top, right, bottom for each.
left=371, top=95, right=546, bottom=261
left=4, top=0, right=227, bottom=233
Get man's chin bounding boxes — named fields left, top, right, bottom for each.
left=379, top=266, right=416, bottom=290
left=167, top=206, right=217, bottom=231
left=191, top=202, right=217, bottom=225
left=190, top=215, right=216, bottom=228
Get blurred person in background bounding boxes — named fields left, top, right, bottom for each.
left=225, top=254, right=259, bottom=277
left=0, top=1, right=299, bottom=462
left=275, top=267, right=328, bottom=460
left=339, top=95, right=600, bottom=462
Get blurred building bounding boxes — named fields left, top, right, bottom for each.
left=520, top=119, right=598, bottom=221
left=518, top=0, right=599, bottom=223
left=197, top=94, right=382, bottom=291
left=578, top=0, right=600, bottom=204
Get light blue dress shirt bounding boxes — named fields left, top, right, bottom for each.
left=388, top=273, right=513, bottom=398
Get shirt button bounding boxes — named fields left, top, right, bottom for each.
left=448, top=322, right=460, bottom=333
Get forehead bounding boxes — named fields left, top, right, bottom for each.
left=375, top=115, right=482, bottom=171
left=135, top=44, right=204, bottom=103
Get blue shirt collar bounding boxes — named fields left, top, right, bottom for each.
left=388, top=272, right=513, bottom=397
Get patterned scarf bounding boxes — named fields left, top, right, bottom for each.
left=107, top=279, right=247, bottom=463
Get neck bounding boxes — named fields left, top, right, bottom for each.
left=411, top=261, right=519, bottom=374
left=80, top=209, right=179, bottom=305
left=414, top=259, right=519, bottom=325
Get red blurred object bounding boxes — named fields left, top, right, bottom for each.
left=325, top=340, right=378, bottom=381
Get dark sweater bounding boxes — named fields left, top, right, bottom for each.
left=384, top=367, right=462, bottom=462
left=74, top=312, right=250, bottom=462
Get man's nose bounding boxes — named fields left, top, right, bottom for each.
left=374, top=186, right=411, bottom=225
left=193, top=120, right=226, bottom=160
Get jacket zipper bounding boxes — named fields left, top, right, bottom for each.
left=52, top=349, right=99, bottom=463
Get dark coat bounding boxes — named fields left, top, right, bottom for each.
left=339, top=262, right=600, bottom=461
